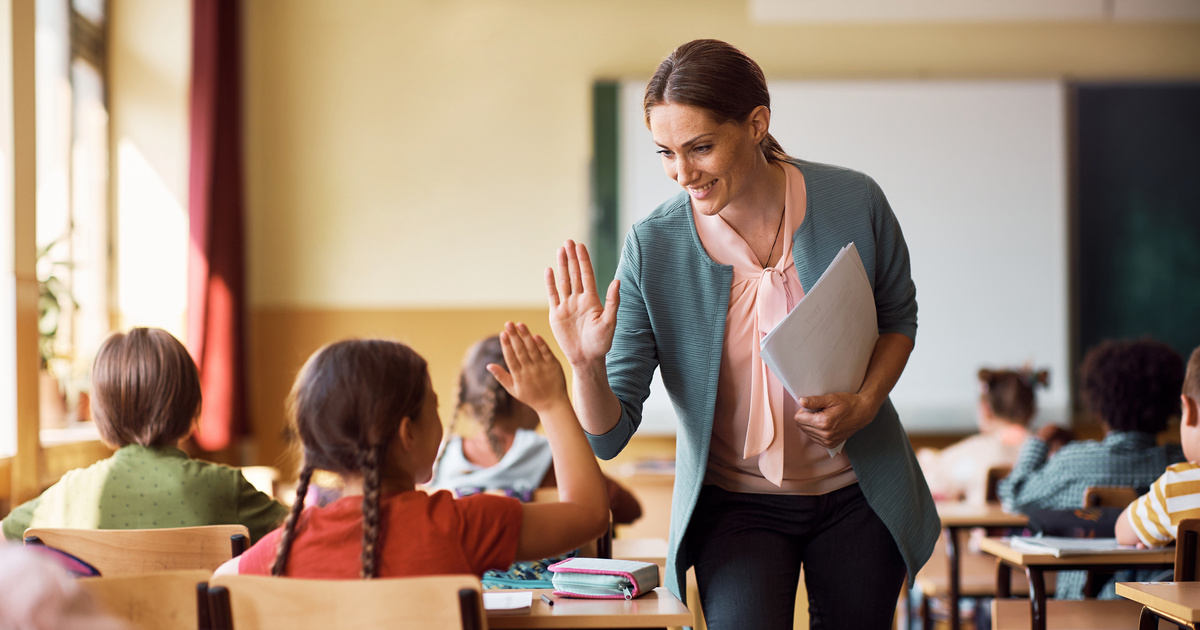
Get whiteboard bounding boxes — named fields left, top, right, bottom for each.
left=618, top=79, right=1068, bottom=434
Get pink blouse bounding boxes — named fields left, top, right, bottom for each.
left=695, top=163, right=857, bottom=495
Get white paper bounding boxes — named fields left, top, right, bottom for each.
left=1005, top=536, right=1163, bottom=558
left=760, top=243, right=878, bottom=457
left=483, top=590, right=533, bottom=612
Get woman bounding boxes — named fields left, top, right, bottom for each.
left=545, top=40, right=937, bottom=629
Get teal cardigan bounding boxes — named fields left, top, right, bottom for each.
left=587, top=160, right=939, bottom=599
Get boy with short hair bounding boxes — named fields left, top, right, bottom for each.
left=1117, top=345, right=1200, bottom=547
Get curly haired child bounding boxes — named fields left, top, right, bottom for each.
left=218, top=322, right=609, bottom=578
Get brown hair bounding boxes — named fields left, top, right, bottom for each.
left=90, top=328, right=201, bottom=448
left=644, top=39, right=791, bottom=164
left=1184, top=346, right=1200, bottom=402
left=271, top=339, right=429, bottom=579
left=1080, top=338, right=1183, bottom=434
left=453, top=336, right=514, bottom=459
left=978, top=368, right=1048, bottom=426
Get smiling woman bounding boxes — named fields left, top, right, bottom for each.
left=543, top=39, right=939, bottom=630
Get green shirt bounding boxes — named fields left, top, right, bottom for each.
left=1, top=444, right=287, bottom=544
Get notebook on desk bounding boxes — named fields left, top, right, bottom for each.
left=1007, top=536, right=1166, bottom=558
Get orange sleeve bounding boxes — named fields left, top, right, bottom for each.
left=456, top=494, right=523, bottom=574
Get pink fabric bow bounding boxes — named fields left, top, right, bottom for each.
left=744, top=266, right=795, bottom=486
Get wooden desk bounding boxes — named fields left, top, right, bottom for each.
left=981, top=537, right=1175, bottom=630
left=485, top=588, right=691, bottom=629
left=931, top=502, right=1028, bottom=630
left=612, top=537, right=668, bottom=585
left=1117, top=581, right=1200, bottom=627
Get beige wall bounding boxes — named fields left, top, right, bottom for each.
left=241, top=0, right=1200, bottom=309
left=103, top=1, right=1200, bottom=466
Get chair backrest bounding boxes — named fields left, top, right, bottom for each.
left=985, top=465, right=1012, bottom=504
left=24, top=524, right=249, bottom=575
left=207, top=574, right=486, bottom=630
left=1082, top=486, right=1138, bottom=508
left=1174, top=518, right=1200, bottom=581
left=79, top=569, right=212, bottom=630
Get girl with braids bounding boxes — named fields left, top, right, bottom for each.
left=429, top=335, right=642, bottom=525
left=918, top=367, right=1049, bottom=505
left=215, top=322, right=610, bottom=579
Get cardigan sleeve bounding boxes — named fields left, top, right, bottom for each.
left=865, top=175, right=918, bottom=341
left=587, top=226, right=659, bottom=461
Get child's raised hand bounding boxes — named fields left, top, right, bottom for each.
left=487, top=322, right=570, bottom=414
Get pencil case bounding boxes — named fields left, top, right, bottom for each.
left=548, top=557, right=659, bottom=600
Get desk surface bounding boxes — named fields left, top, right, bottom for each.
left=1116, top=582, right=1200, bottom=622
left=937, top=503, right=1028, bottom=528
left=980, top=537, right=1175, bottom=567
left=611, top=538, right=668, bottom=563
left=486, top=588, right=692, bottom=629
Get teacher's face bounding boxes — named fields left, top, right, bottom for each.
left=648, top=102, right=767, bottom=217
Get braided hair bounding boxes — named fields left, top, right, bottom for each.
left=272, top=339, right=428, bottom=579
left=453, top=336, right=515, bottom=459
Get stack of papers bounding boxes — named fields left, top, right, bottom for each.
left=482, top=591, right=532, bottom=614
left=760, top=243, right=878, bottom=456
left=1006, top=536, right=1164, bottom=558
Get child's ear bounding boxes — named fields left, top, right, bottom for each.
left=397, top=416, right=415, bottom=448
left=1184, top=394, right=1199, bottom=428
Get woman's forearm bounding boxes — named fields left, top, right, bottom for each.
left=571, top=359, right=623, bottom=437
left=859, top=332, right=915, bottom=413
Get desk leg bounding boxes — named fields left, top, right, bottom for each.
left=996, top=560, right=1012, bottom=599
left=1025, top=567, right=1047, bottom=630
left=945, top=527, right=962, bottom=630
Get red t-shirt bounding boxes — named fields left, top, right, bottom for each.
left=238, top=489, right=522, bottom=578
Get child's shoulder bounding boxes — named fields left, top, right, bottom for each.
left=1164, top=461, right=1200, bottom=477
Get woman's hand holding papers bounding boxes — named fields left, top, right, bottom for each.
left=794, top=332, right=916, bottom=449
left=794, top=391, right=878, bottom=449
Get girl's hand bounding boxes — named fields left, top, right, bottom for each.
left=487, top=322, right=570, bottom=415
left=793, top=392, right=879, bottom=449
left=545, top=241, right=620, bottom=368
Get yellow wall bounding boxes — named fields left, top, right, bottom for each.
left=112, top=0, right=1200, bottom=468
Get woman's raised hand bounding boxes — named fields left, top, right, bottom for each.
left=545, top=240, right=620, bottom=368
left=487, top=322, right=569, bottom=415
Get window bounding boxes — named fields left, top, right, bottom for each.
left=35, top=0, right=109, bottom=432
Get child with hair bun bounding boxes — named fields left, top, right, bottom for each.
left=918, top=367, right=1049, bottom=505
left=1, top=327, right=287, bottom=543
left=429, top=335, right=641, bottom=525
left=219, top=322, right=610, bottom=578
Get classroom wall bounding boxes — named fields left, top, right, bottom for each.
left=111, top=0, right=1200, bottom=469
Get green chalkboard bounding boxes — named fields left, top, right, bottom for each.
left=1075, top=83, right=1200, bottom=365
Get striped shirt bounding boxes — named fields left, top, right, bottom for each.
left=1127, top=462, right=1200, bottom=547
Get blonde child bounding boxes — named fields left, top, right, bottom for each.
left=429, top=335, right=642, bottom=525
left=218, top=323, right=609, bottom=578
left=918, top=367, right=1048, bottom=505
left=1117, top=345, right=1200, bottom=548
left=0, top=327, right=287, bottom=543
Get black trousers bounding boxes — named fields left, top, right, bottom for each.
left=684, top=483, right=906, bottom=630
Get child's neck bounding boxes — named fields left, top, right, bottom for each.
left=997, top=423, right=1030, bottom=447
left=340, top=476, right=415, bottom=498
left=461, top=428, right=517, bottom=468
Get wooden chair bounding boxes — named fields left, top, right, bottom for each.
left=1083, top=485, right=1138, bottom=508
left=1134, top=518, right=1200, bottom=629
left=207, top=574, right=486, bottom=630
left=985, top=465, right=1012, bottom=504
left=1079, top=486, right=1139, bottom=597
left=24, top=524, right=249, bottom=575
left=79, top=569, right=212, bottom=630
left=992, top=597, right=1147, bottom=629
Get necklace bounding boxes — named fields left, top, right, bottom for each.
left=757, top=207, right=786, bottom=268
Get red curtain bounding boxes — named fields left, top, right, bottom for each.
left=187, top=0, right=245, bottom=452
